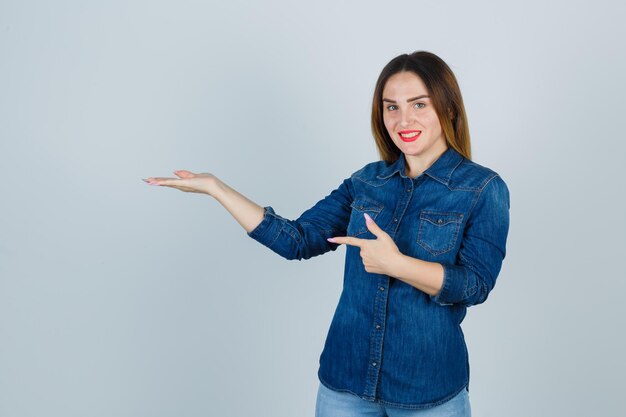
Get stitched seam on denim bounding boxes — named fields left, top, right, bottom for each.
left=375, top=158, right=401, bottom=180
left=375, top=165, right=400, bottom=180
left=317, top=382, right=383, bottom=407
left=317, top=376, right=382, bottom=406
left=459, top=252, right=482, bottom=301
left=467, top=178, right=491, bottom=218
left=420, top=211, right=464, bottom=225
left=263, top=208, right=286, bottom=248
left=447, top=171, right=497, bottom=192
left=351, top=162, right=378, bottom=180
left=444, top=157, right=497, bottom=191
left=435, top=264, right=453, bottom=304
left=264, top=211, right=287, bottom=227
left=299, top=220, right=338, bottom=235
left=447, top=184, right=481, bottom=192
left=266, top=228, right=282, bottom=249
left=248, top=207, right=274, bottom=239
left=377, top=382, right=469, bottom=409
left=464, top=174, right=499, bottom=231
left=364, top=277, right=386, bottom=398
left=354, top=176, right=393, bottom=187
left=461, top=260, right=471, bottom=302
left=387, top=185, right=411, bottom=238
left=281, top=221, right=303, bottom=244
left=427, top=173, right=449, bottom=186
left=351, top=197, right=384, bottom=212
left=421, top=151, right=464, bottom=186
left=479, top=172, right=499, bottom=190
left=427, top=168, right=457, bottom=186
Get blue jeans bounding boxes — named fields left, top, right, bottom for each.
left=315, top=382, right=471, bottom=417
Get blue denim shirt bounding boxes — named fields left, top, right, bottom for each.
left=247, top=147, right=510, bottom=409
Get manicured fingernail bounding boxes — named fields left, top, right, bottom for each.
left=327, top=238, right=336, bottom=243
left=364, top=213, right=372, bottom=223
left=148, top=182, right=160, bottom=186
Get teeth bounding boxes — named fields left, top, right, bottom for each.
left=400, top=131, right=420, bottom=138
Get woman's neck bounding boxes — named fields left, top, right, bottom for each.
left=404, top=145, right=449, bottom=178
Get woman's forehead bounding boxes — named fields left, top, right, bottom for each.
left=383, top=71, right=429, bottom=97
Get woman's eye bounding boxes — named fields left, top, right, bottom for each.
left=414, top=102, right=425, bottom=109
left=386, top=105, right=398, bottom=111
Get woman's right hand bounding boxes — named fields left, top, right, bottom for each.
left=143, top=170, right=220, bottom=196
left=145, top=169, right=265, bottom=233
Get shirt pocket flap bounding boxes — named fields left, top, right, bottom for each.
left=416, top=211, right=464, bottom=256
left=419, top=211, right=464, bottom=227
left=348, top=198, right=384, bottom=237
left=350, top=198, right=384, bottom=214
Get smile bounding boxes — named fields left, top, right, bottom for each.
left=398, top=130, right=421, bottom=142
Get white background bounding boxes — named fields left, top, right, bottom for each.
left=1, top=1, right=624, bottom=416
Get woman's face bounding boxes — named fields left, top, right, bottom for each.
left=382, top=71, right=448, bottom=163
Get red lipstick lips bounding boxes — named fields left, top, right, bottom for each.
left=398, top=130, right=421, bottom=142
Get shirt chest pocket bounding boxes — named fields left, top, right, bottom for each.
left=347, top=198, right=384, bottom=237
left=416, top=211, right=464, bottom=256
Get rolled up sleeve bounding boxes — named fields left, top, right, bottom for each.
left=247, top=177, right=353, bottom=261
left=431, top=175, right=510, bottom=307
left=247, top=206, right=285, bottom=248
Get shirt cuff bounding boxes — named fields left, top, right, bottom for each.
left=430, top=263, right=467, bottom=306
left=247, top=206, right=283, bottom=248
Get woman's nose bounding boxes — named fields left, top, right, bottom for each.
left=400, top=109, right=415, bottom=127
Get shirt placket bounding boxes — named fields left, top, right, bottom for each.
left=362, top=175, right=417, bottom=399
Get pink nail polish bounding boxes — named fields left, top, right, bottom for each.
left=327, top=238, right=336, bottom=243
left=364, top=213, right=372, bottom=223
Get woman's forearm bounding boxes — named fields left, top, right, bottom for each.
left=389, top=254, right=444, bottom=296
left=211, top=178, right=265, bottom=234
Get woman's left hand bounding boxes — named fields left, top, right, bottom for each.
left=328, top=213, right=402, bottom=276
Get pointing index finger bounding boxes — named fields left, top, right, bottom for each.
left=327, top=236, right=363, bottom=247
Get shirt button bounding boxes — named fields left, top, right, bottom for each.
left=375, top=324, right=381, bottom=329
left=437, top=219, right=443, bottom=224
left=379, top=286, right=385, bottom=291
left=372, top=362, right=377, bottom=367
left=406, top=188, right=411, bottom=193
left=393, top=218, right=398, bottom=222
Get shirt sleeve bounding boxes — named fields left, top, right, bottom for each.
left=431, top=175, right=511, bottom=307
left=246, top=177, right=354, bottom=260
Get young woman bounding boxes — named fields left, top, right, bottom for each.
left=143, top=51, right=510, bottom=416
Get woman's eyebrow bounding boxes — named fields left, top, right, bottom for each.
left=382, top=95, right=429, bottom=103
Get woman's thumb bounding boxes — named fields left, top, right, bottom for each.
left=173, top=170, right=195, bottom=178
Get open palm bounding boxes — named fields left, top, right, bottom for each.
left=143, top=170, right=218, bottom=195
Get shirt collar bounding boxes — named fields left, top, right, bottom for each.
left=376, top=147, right=464, bottom=185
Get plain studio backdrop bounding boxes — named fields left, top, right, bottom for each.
left=1, top=1, right=624, bottom=416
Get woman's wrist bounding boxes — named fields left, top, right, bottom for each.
left=204, top=175, right=225, bottom=198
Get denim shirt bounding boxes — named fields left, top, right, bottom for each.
left=247, top=147, right=510, bottom=409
